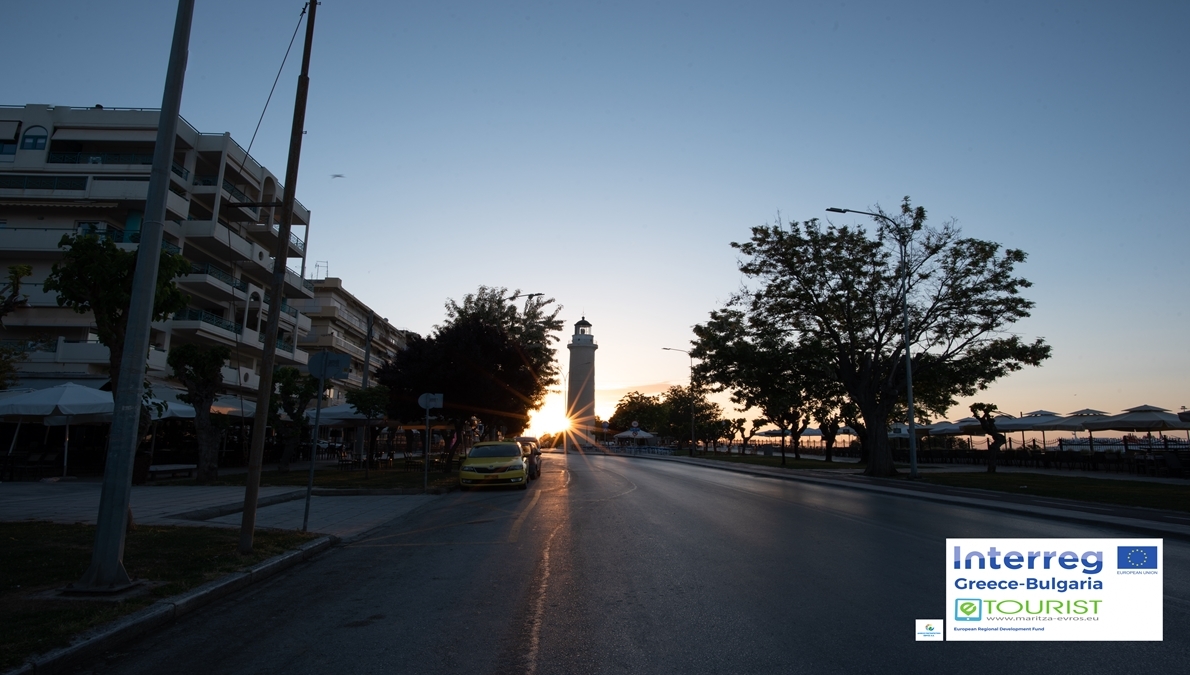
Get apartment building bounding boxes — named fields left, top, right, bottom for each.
left=0, top=103, right=313, bottom=397
left=291, top=277, right=406, bottom=406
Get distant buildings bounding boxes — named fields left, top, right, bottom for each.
left=291, top=277, right=407, bottom=407
left=0, top=103, right=401, bottom=402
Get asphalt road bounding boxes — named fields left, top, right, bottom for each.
left=76, top=453, right=1189, bottom=675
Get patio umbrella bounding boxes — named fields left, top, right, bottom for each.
left=613, top=429, right=654, bottom=439
left=1082, top=405, right=1190, bottom=433
left=304, top=404, right=386, bottom=425
left=997, top=410, right=1064, bottom=449
left=1032, top=409, right=1110, bottom=451
left=0, top=383, right=114, bottom=476
left=150, top=400, right=196, bottom=420
left=210, top=396, right=256, bottom=418
left=1180, top=410, right=1190, bottom=424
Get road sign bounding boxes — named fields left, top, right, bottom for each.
left=418, top=393, right=444, bottom=410
left=308, top=352, right=350, bottom=380
left=631, top=420, right=639, bottom=428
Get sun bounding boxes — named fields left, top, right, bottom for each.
left=526, top=390, right=572, bottom=437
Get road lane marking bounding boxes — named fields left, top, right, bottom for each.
left=507, top=488, right=542, bottom=543
left=526, top=521, right=564, bottom=675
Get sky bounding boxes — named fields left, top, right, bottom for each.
left=8, top=1, right=1189, bottom=434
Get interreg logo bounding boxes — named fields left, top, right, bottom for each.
left=952, top=545, right=1102, bottom=574
left=955, top=599, right=982, bottom=621
left=1117, top=546, right=1158, bottom=570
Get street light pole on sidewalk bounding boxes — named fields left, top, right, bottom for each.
left=826, top=206, right=920, bottom=479
left=241, top=0, right=318, bottom=554
left=71, top=0, right=195, bottom=593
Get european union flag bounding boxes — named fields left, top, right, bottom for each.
left=1117, top=546, right=1158, bottom=569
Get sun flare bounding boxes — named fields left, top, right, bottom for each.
left=526, top=390, right=571, bottom=437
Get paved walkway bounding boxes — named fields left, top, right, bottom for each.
left=0, top=480, right=433, bottom=539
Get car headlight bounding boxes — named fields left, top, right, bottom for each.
left=508, top=462, right=524, bottom=471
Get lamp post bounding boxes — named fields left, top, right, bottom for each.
left=826, top=206, right=919, bottom=479
left=662, top=347, right=697, bottom=456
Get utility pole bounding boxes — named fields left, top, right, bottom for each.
left=240, top=0, right=318, bottom=554
left=71, top=0, right=195, bottom=592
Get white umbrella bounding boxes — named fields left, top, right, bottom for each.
left=613, top=429, right=654, bottom=439
left=0, top=383, right=114, bottom=476
left=211, top=396, right=256, bottom=418
left=997, top=410, right=1064, bottom=449
left=1082, top=405, right=1190, bottom=433
left=1034, top=408, right=1109, bottom=432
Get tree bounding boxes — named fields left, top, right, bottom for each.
left=167, top=343, right=231, bottom=483
left=970, top=402, right=1008, bottom=473
left=662, top=385, right=723, bottom=454
left=346, top=384, right=389, bottom=474
left=732, top=197, right=1050, bottom=477
left=43, top=234, right=190, bottom=395
left=608, top=391, right=670, bottom=435
left=0, top=265, right=33, bottom=390
left=273, top=366, right=321, bottom=472
left=379, top=288, right=563, bottom=472
left=692, top=307, right=821, bottom=466
left=1, top=265, right=32, bottom=321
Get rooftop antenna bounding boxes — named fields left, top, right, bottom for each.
left=314, top=260, right=329, bottom=279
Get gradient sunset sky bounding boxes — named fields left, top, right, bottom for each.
left=9, top=1, right=1188, bottom=433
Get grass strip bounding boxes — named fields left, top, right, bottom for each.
left=913, top=472, right=1190, bottom=513
left=1, top=522, right=313, bottom=670
left=680, top=452, right=859, bottom=471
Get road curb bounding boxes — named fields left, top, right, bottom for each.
left=609, top=453, right=1190, bottom=540
left=166, top=489, right=305, bottom=521
left=8, top=535, right=338, bottom=675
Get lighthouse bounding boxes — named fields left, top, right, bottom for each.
left=565, top=317, right=598, bottom=452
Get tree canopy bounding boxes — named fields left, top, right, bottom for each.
left=43, top=234, right=190, bottom=394
left=725, top=197, right=1050, bottom=476
left=378, top=287, right=563, bottom=468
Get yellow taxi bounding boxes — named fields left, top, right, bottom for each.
left=459, top=441, right=529, bottom=489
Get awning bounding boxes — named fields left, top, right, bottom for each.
left=51, top=128, right=158, bottom=142
left=0, top=121, right=19, bottom=140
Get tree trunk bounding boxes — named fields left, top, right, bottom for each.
left=861, top=407, right=896, bottom=477
left=986, top=433, right=1006, bottom=473
left=195, top=406, right=220, bottom=483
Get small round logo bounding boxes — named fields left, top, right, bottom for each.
left=925, top=624, right=934, bottom=631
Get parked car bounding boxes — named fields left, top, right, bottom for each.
left=515, top=436, right=543, bottom=480
left=459, top=441, right=529, bottom=489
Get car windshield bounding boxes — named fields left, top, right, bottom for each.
left=468, top=444, right=521, bottom=458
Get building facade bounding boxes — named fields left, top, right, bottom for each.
left=290, top=277, right=407, bottom=407
left=0, top=103, right=313, bottom=397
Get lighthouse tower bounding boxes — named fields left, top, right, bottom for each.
left=565, top=317, right=598, bottom=452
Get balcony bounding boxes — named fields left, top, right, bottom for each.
left=47, top=151, right=154, bottom=165
left=173, top=307, right=243, bottom=336
left=179, top=263, right=248, bottom=301
left=0, top=174, right=88, bottom=191
left=171, top=162, right=190, bottom=181
left=179, top=219, right=254, bottom=261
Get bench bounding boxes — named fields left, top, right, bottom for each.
left=147, top=463, right=197, bottom=479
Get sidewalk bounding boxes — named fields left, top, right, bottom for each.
left=608, top=451, right=1190, bottom=539
left=0, top=480, right=434, bottom=540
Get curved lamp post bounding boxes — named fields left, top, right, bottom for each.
left=662, top=347, right=697, bottom=456
left=826, top=206, right=920, bottom=479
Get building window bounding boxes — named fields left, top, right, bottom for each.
left=20, top=126, right=47, bottom=151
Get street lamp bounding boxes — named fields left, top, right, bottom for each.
left=662, top=347, right=697, bottom=456
left=825, top=206, right=920, bottom=479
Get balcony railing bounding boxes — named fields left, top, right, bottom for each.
left=333, top=335, right=366, bottom=359
left=190, top=262, right=247, bottom=292
left=0, top=174, right=88, bottom=190
left=174, top=308, right=243, bottom=335
left=257, top=332, right=294, bottom=353
left=47, top=151, right=154, bottom=165
left=269, top=223, right=306, bottom=252
left=73, top=224, right=182, bottom=254
left=171, top=162, right=190, bottom=180
left=263, top=294, right=299, bottom=318
left=0, top=339, right=57, bottom=353
left=222, top=179, right=258, bottom=214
